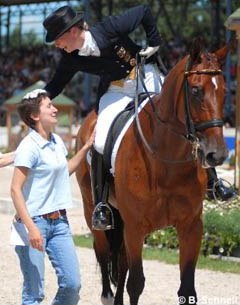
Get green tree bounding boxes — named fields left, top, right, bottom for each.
left=77, top=0, right=239, bottom=48
left=22, top=29, right=41, bottom=46
left=9, top=26, right=41, bottom=48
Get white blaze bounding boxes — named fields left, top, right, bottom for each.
left=212, top=77, right=218, bottom=90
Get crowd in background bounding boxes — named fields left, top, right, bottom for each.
left=0, top=39, right=237, bottom=126
left=0, top=46, right=60, bottom=103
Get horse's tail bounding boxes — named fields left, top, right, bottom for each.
left=105, top=205, right=124, bottom=286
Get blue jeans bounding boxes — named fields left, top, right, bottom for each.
left=15, top=215, right=81, bottom=305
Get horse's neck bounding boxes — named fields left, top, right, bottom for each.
left=157, top=61, right=186, bottom=131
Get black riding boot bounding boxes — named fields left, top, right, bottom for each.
left=90, top=148, right=113, bottom=230
left=206, top=167, right=236, bottom=201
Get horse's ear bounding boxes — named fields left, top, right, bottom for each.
left=214, top=37, right=236, bottom=62
left=214, top=45, right=228, bottom=63
left=189, top=37, right=204, bottom=63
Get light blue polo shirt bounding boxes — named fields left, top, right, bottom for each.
left=14, top=129, right=73, bottom=217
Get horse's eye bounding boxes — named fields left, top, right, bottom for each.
left=191, top=86, right=204, bottom=102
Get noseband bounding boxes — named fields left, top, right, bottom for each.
left=184, top=57, right=224, bottom=158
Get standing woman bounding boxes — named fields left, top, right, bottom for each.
left=11, top=89, right=94, bottom=305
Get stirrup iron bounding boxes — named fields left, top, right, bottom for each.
left=207, top=178, right=235, bottom=203
left=92, top=202, right=115, bottom=231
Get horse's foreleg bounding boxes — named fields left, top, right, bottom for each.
left=93, top=232, right=114, bottom=305
left=114, top=244, right=128, bottom=305
left=124, top=228, right=145, bottom=305
left=177, top=216, right=203, bottom=305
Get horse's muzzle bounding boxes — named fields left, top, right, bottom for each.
left=206, top=149, right=228, bottom=167
left=198, top=142, right=228, bottom=168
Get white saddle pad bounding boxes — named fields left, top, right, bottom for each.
left=110, top=96, right=150, bottom=175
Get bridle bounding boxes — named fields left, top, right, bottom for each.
left=183, top=56, right=224, bottom=159
left=135, top=54, right=224, bottom=162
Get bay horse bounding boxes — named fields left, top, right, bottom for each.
left=75, top=40, right=229, bottom=305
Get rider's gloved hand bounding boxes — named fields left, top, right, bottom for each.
left=139, top=46, right=160, bottom=59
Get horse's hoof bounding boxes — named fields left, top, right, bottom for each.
left=101, top=293, right=114, bottom=305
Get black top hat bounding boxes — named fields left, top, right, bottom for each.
left=43, top=6, right=84, bottom=43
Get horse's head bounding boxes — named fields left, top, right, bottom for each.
left=161, top=39, right=229, bottom=167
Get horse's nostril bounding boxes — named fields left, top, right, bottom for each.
left=206, top=152, right=226, bottom=167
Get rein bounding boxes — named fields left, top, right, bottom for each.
left=134, top=54, right=224, bottom=163
left=134, top=56, right=156, bottom=155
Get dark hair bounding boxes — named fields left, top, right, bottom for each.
left=17, top=92, right=48, bottom=129
left=75, top=20, right=88, bottom=30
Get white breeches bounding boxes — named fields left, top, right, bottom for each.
left=94, top=64, right=164, bottom=154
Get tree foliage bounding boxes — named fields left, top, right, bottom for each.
left=6, top=1, right=240, bottom=51
left=77, top=0, right=239, bottom=48
left=9, top=27, right=41, bottom=48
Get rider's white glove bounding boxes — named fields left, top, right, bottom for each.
left=139, top=46, right=160, bottom=59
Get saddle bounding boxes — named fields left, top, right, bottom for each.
left=103, top=92, right=149, bottom=173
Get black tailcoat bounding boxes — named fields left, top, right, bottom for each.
left=45, top=5, right=162, bottom=106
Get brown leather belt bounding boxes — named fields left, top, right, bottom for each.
left=41, top=209, right=66, bottom=220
